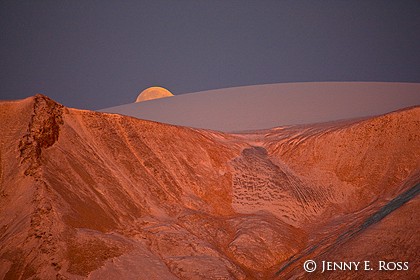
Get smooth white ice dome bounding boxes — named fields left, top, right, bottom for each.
left=102, top=82, right=420, bottom=132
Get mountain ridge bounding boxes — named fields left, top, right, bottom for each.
left=0, top=94, right=419, bottom=279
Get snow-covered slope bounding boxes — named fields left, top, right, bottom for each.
left=0, top=95, right=419, bottom=279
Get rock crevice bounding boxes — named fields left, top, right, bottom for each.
left=19, top=94, right=64, bottom=176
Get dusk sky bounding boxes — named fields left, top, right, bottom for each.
left=1, top=1, right=419, bottom=110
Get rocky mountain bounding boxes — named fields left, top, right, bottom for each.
left=0, top=95, right=419, bottom=279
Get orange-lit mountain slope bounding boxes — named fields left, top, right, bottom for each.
left=0, top=95, right=418, bottom=279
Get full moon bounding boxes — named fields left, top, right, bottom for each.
left=135, top=86, right=174, bottom=103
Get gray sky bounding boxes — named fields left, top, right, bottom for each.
left=1, top=1, right=419, bottom=110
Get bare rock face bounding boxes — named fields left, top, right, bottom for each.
left=0, top=95, right=419, bottom=279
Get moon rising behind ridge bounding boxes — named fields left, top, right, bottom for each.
left=135, top=86, right=174, bottom=102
